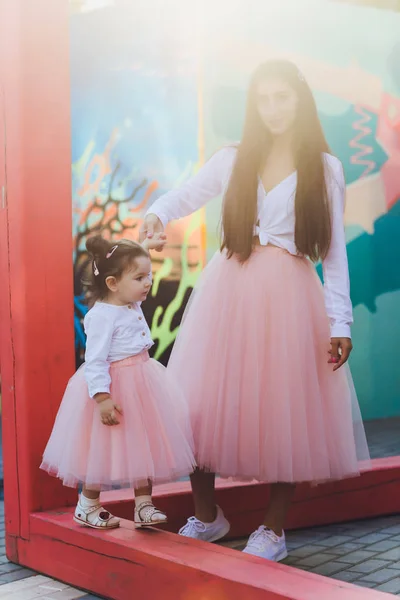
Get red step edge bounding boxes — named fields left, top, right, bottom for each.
left=22, top=510, right=389, bottom=600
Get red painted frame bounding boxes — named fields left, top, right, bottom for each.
left=0, top=1, right=399, bottom=598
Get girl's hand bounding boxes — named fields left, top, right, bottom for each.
left=142, top=232, right=167, bottom=251
left=328, top=337, right=353, bottom=371
left=94, top=393, right=123, bottom=426
left=139, top=214, right=164, bottom=251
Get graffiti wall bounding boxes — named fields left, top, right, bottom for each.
left=71, top=0, right=400, bottom=420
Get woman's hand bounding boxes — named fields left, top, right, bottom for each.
left=328, top=337, right=353, bottom=372
left=94, top=393, right=123, bottom=426
left=139, top=214, right=164, bottom=251
left=141, top=232, right=167, bottom=252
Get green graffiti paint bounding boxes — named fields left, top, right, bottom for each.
left=151, top=212, right=203, bottom=360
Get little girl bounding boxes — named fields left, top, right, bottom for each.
left=41, top=233, right=195, bottom=529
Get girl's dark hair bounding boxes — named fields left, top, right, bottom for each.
left=85, top=235, right=149, bottom=302
left=221, top=59, right=331, bottom=263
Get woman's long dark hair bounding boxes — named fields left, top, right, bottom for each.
left=221, top=60, right=332, bottom=263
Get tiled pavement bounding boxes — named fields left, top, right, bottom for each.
left=222, top=515, right=400, bottom=595
left=0, top=417, right=398, bottom=598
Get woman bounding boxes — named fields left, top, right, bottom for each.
left=140, top=60, right=370, bottom=562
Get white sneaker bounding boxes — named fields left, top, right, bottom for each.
left=243, top=526, right=288, bottom=561
left=178, top=506, right=230, bottom=543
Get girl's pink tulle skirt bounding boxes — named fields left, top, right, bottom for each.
left=41, top=352, right=195, bottom=490
left=168, top=246, right=370, bottom=484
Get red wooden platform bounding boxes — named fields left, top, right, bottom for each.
left=0, top=1, right=399, bottom=599
left=9, top=460, right=400, bottom=600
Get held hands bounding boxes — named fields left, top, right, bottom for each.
left=141, top=231, right=167, bottom=252
left=139, top=214, right=165, bottom=252
left=328, top=337, right=353, bottom=372
left=94, top=393, right=123, bottom=426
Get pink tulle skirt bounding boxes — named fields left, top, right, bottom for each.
left=168, top=246, right=370, bottom=484
left=41, top=352, right=196, bottom=490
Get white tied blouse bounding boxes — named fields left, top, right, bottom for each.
left=84, top=301, right=154, bottom=398
left=145, top=147, right=353, bottom=339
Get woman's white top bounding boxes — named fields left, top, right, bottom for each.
left=84, top=301, right=153, bottom=398
left=145, top=147, right=353, bottom=339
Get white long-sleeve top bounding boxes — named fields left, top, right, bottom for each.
left=145, top=147, right=353, bottom=339
left=84, top=301, right=154, bottom=398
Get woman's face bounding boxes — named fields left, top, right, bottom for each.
left=256, top=76, right=299, bottom=137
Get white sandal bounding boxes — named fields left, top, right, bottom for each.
left=134, top=501, right=168, bottom=527
left=73, top=500, right=120, bottom=530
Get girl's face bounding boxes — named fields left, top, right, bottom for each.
left=106, top=256, right=152, bottom=305
left=256, top=76, right=299, bottom=137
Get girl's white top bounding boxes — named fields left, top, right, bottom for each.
left=145, top=147, right=353, bottom=339
left=84, top=301, right=153, bottom=398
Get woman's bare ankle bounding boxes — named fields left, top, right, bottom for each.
left=195, top=505, right=218, bottom=524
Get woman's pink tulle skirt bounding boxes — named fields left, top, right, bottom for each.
left=41, top=352, right=196, bottom=490
left=168, top=246, right=370, bottom=484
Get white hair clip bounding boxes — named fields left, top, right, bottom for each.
left=298, top=70, right=305, bottom=82
left=93, top=260, right=99, bottom=276
left=106, top=245, right=118, bottom=259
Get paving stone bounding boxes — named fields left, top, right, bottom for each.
left=349, top=559, right=391, bottom=574
left=327, top=542, right=366, bottom=555
left=0, top=563, right=25, bottom=574
left=378, top=548, right=400, bottom=561
left=286, top=541, right=309, bottom=550
left=289, top=545, right=326, bottom=558
left=350, top=528, right=384, bottom=539
left=314, top=535, right=355, bottom=548
left=310, top=561, right=346, bottom=576
left=379, top=525, right=400, bottom=535
left=335, top=550, right=377, bottom=565
left=281, top=556, right=301, bottom=566
left=355, top=533, right=392, bottom=544
left=0, top=569, right=36, bottom=584
left=348, top=521, right=383, bottom=531
left=367, top=539, right=400, bottom=552
left=3, top=586, right=75, bottom=600
left=360, top=568, right=400, bottom=584
left=37, top=581, right=71, bottom=593
left=286, top=533, right=330, bottom=544
left=311, top=525, right=354, bottom=536
left=331, top=570, right=361, bottom=583
left=349, top=521, right=394, bottom=534
left=375, top=578, right=400, bottom=594
left=0, top=575, right=54, bottom=596
left=296, top=553, right=338, bottom=568
left=294, top=565, right=312, bottom=572
left=354, top=581, right=377, bottom=589
left=39, top=590, right=87, bottom=599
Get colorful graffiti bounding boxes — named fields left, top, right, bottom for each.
left=71, top=0, right=400, bottom=419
